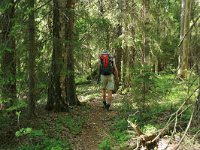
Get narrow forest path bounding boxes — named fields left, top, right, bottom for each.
left=71, top=98, right=118, bottom=150
left=69, top=83, right=125, bottom=150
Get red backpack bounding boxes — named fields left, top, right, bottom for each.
left=100, top=52, right=113, bottom=75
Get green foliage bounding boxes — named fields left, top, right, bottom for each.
left=99, top=119, right=130, bottom=148
left=128, top=104, right=172, bottom=128
left=110, top=119, right=129, bottom=143
left=6, top=100, right=27, bottom=112
left=16, top=128, right=71, bottom=150
left=180, top=109, right=192, bottom=121
left=142, top=124, right=157, bottom=135
left=29, top=129, right=45, bottom=137
left=18, top=137, right=71, bottom=150
left=132, top=65, right=158, bottom=109
left=111, top=131, right=129, bottom=143
left=15, top=128, right=32, bottom=137
left=98, top=137, right=111, bottom=150
left=75, top=75, right=91, bottom=85
left=110, top=119, right=128, bottom=132
left=57, top=115, right=86, bottom=135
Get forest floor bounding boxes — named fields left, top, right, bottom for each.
left=70, top=83, right=122, bottom=149
left=70, top=99, right=118, bottom=150
left=1, top=83, right=200, bottom=149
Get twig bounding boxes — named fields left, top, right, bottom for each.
left=163, top=105, right=191, bottom=150
left=127, top=120, right=144, bottom=136
left=34, top=0, right=52, bottom=12
left=151, top=86, right=198, bottom=144
left=190, top=130, right=200, bottom=143
left=173, top=107, right=194, bottom=150
left=178, top=15, right=200, bottom=47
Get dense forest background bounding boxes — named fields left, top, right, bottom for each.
left=0, top=0, right=200, bottom=149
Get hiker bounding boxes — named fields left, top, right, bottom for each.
left=98, top=50, right=119, bottom=111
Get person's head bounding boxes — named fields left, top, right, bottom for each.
left=102, top=49, right=108, bottom=54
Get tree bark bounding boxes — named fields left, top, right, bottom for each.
left=65, top=0, right=78, bottom=106
left=141, top=0, right=149, bottom=64
left=0, top=0, right=16, bottom=106
left=177, top=0, right=186, bottom=77
left=46, top=0, right=69, bottom=112
left=28, top=0, right=36, bottom=118
left=113, top=24, right=122, bottom=92
left=194, top=65, right=200, bottom=125
left=177, top=0, right=192, bottom=79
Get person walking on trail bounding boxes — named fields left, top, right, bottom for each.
left=98, top=50, right=119, bottom=111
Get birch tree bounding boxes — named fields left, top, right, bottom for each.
left=177, top=0, right=192, bottom=79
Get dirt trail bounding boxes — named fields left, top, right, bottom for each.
left=71, top=99, right=118, bottom=150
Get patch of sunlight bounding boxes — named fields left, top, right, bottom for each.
left=142, top=124, right=157, bottom=135
left=77, top=84, right=100, bottom=95
left=114, top=102, right=123, bottom=107
left=78, top=93, right=100, bottom=102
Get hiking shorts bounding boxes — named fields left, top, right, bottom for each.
left=101, top=74, right=114, bottom=91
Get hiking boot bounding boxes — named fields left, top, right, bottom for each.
left=106, top=104, right=110, bottom=111
left=103, top=101, right=107, bottom=108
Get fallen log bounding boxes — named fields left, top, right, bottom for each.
left=127, top=120, right=171, bottom=149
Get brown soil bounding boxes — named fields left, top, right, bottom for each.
left=71, top=99, right=118, bottom=150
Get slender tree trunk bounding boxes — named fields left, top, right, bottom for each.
left=177, top=0, right=192, bottom=78
left=141, top=0, right=150, bottom=65
left=178, top=0, right=186, bottom=77
left=140, top=0, right=150, bottom=109
left=129, top=25, right=136, bottom=87
left=28, top=0, right=36, bottom=118
left=106, top=26, right=110, bottom=50
left=122, top=47, right=128, bottom=88
left=194, top=65, right=200, bottom=125
left=113, top=24, right=122, bottom=92
left=65, top=0, right=78, bottom=106
left=1, top=0, right=16, bottom=106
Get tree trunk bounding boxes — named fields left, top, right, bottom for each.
left=178, top=0, right=186, bottom=71
left=194, top=65, right=200, bottom=125
left=113, top=24, right=122, bottom=92
left=1, top=0, right=16, bottom=106
left=28, top=0, right=36, bottom=118
left=177, top=0, right=192, bottom=79
left=46, top=0, right=69, bottom=112
left=65, top=0, right=78, bottom=106
left=122, top=47, right=129, bottom=88
left=141, top=0, right=149, bottom=64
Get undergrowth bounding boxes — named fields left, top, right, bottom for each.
left=99, top=72, right=199, bottom=149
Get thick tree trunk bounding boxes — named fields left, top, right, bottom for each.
left=177, top=0, right=192, bottom=79
left=65, top=0, right=78, bottom=106
left=28, top=0, right=36, bottom=118
left=46, top=0, right=68, bottom=112
left=1, top=0, right=16, bottom=106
